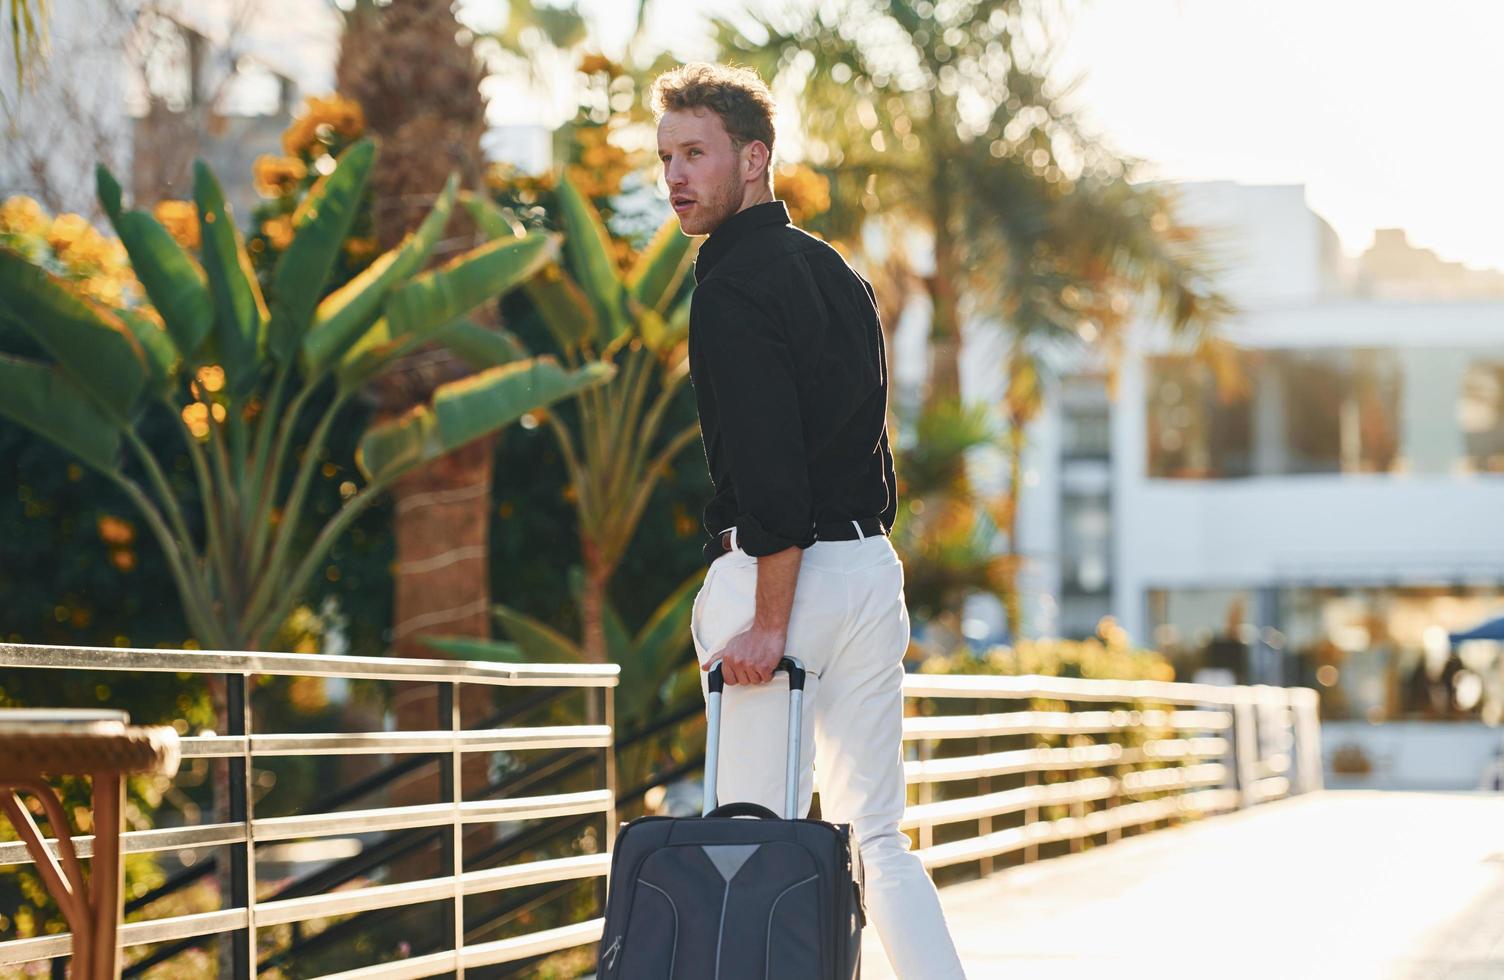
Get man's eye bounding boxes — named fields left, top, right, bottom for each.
left=688, top=148, right=701, bottom=156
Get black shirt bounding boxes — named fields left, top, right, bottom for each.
left=688, top=200, right=898, bottom=566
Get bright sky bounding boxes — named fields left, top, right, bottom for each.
left=481, top=0, right=1504, bottom=272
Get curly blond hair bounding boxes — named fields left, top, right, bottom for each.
left=651, top=62, right=777, bottom=157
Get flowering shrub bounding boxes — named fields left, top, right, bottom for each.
left=0, top=195, right=141, bottom=309
left=247, top=94, right=377, bottom=285
left=920, top=618, right=1175, bottom=682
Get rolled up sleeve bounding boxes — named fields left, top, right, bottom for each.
left=693, top=280, right=814, bottom=556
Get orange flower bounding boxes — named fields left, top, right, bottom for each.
left=153, top=200, right=200, bottom=250
left=253, top=154, right=308, bottom=198
left=282, top=115, right=318, bottom=157
left=46, top=213, right=92, bottom=252
left=343, top=236, right=378, bottom=262
left=776, top=164, right=831, bottom=225
left=0, top=195, right=47, bottom=235
left=261, top=215, right=294, bottom=250
left=578, top=52, right=620, bottom=76
left=285, top=94, right=366, bottom=156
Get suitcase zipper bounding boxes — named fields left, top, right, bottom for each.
left=602, top=934, right=622, bottom=973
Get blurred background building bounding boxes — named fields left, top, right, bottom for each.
left=953, top=181, right=1504, bottom=787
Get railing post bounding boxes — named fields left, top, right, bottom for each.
left=438, top=680, right=465, bottom=976
left=1232, top=692, right=1259, bottom=808
left=599, top=685, right=617, bottom=918
left=916, top=735, right=933, bottom=856
left=1291, top=688, right=1325, bottom=794
left=975, top=698, right=993, bottom=878
left=1024, top=766, right=1038, bottom=865
left=224, top=671, right=254, bottom=980
left=1106, top=704, right=1123, bottom=845
left=603, top=685, right=618, bottom=852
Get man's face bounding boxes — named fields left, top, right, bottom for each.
left=657, top=107, right=747, bottom=236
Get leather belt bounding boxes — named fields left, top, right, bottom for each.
left=719, top=517, right=887, bottom=553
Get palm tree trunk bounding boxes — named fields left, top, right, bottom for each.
left=1001, top=419, right=1025, bottom=641
left=390, top=437, right=495, bottom=657
left=925, top=165, right=964, bottom=413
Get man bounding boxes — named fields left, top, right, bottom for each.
left=652, top=63, right=967, bottom=980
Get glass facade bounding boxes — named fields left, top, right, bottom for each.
left=1149, top=585, right=1504, bottom=722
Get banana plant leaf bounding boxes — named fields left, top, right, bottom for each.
left=116, top=307, right=180, bottom=398
left=0, top=250, right=146, bottom=419
left=492, top=603, right=583, bottom=662
left=301, top=174, right=458, bottom=375
left=615, top=572, right=703, bottom=719
left=556, top=172, right=630, bottom=348
left=420, top=635, right=526, bottom=663
left=625, top=218, right=697, bottom=314
left=356, top=357, right=613, bottom=484
left=0, top=352, right=121, bottom=471
left=336, top=232, right=555, bottom=389
left=267, top=140, right=376, bottom=363
left=434, top=317, right=527, bottom=370
left=193, top=161, right=268, bottom=394
left=96, top=166, right=213, bottom=359
left=461, top=194, right=596, bottom=353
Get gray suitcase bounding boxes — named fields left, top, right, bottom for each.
left=598, top=657, right=864, bottom=979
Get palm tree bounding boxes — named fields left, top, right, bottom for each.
left=4, top=0, right=45, bottom=87
left=335, top=0, right=504, bottom=658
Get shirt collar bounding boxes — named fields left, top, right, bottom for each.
left=694, top=200, right=791, bottom=283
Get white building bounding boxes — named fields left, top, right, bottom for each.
left=977, top=181, right=1504, bottom=730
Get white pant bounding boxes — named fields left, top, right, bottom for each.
left=691, top=531, right=967, bottom=980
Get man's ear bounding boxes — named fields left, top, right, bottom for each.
left=741, top=139, right=771, bottom=185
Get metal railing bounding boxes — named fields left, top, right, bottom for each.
left=899, top=673, right=1322, bottom=874
left=0, top=643, right=1322, bottom=977
left=0, top=643, right=619, bottom=979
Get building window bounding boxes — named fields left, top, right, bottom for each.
left=1061, top=375, right=1111, bottom=460
left=1459, top=361, right=1504, bottom=473
left=1061, top=493, right=1110, bottom=596
left=1146, top=355, right=1252, bottom=478
left=1274, top=350, right=1401, bottom=475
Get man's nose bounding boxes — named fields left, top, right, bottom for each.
left=665, top=160, right=687, bottom=188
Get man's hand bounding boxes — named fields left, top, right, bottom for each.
left=705, top=625, right=787, bottom=686
left=702, top=544, right=801, bottom=685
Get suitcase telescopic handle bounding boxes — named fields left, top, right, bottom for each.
left=702, top=657, right=806, bottom=820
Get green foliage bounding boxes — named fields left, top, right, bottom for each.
left=920, top=621, right=1175, bottom=683
left=0, top=145, right=611, bottom=651
left=468, top=174, right=702, bottom=670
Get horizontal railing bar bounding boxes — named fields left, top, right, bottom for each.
left=0, top=822, right=244, bottom=866
left=902, top=673, right=1296, bottom=706
left=1141, top=737, right=1229, bottom=760
left=1120, top=763, right=1227, bottom=794
left=0, top=642, right=619, bottom=687
left=463, top=852, right=610, bottom=896
left=904, top=735, right=1231, bottom=784
left=256, top=853, right=607, bottom=920
left=178, top=735, right=247, bottom=757
left=0, top=909, right=246, bottom=965
left=459, top=790, right=614, bottom=825
left=460, top=917, right=605, bottom=969
left=314, top=950, right=458, bottom=980
left=915, top=790, right=1241, bottom=869
left=905, top=744, right=1124, bottom=784
left=1255, top=753, right=1292, bottom=777
left=1252, top=776, right=1291, bottom=801
left=257, top=877, right=457, bottom=927
left=253, top=790, right=612, bottom=841
left=901, top=777, right=1114, bottom=830
left=901, top=708, right=1233, bottom=740
left=249, top=727, right=613, bottom=757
